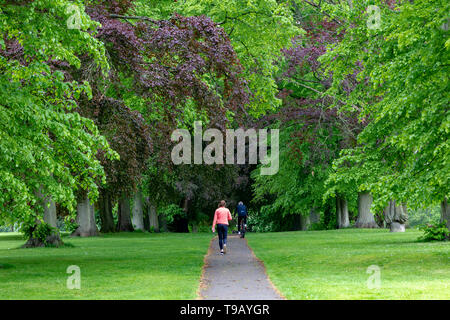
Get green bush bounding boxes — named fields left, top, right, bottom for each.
left=159, top=204, right=186, bottom=224
left=309, top=212, right=337, bottom=231
left=189, top=211, right=212, bottom=233
left=247, top=209, right=276, bottom=232
left=21, top=222, right=57, bottom=245
left=61, top=216, right=78, bottom=233
left=418, top=221, right=449, bottom=241
left=308, top=222, right=325, bottom=231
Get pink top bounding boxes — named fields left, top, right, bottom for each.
left=212, top=207, right=232, bottom=229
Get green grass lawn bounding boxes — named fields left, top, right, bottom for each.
left=0, top=232, right=212, bottom=299
left=1, top=229, right=449, bottom=300
left=247, top=229, right=450, bottom=300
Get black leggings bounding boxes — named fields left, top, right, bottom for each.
left=217, top=224, right=228, bottom=250
left=238, top=216, right=247, bottom=232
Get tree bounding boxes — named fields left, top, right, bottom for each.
left=251, top=5, right=361, bottom=230
left=71, top=192, right=99, bottom=237
left=97, top=3, right=254, bottom=232
left=0, top=0, right=116, bottom=244
left=71, top=2, right=252, bottom=233
left=172, top=0, right=302, bottom=116
left=384, top=200, right=408, bottom=232
left=319, top=0, right=449, bottom=231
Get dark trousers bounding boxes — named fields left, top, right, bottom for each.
left=217, top=224, right=228, bottom=250
left=238, top=216, right=247, bottom=232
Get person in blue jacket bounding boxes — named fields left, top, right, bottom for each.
left=236, top=201, right=248, bottom=234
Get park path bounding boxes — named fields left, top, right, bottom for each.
left=198, top=234, right=284, bottom=300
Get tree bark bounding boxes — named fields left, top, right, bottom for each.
left=35, top=188, right=58, bottom=228
left=355, top=192, right=378, bottom=228
left=24, top=191, right=62, bottom=247
left=402, top=203, right=409, bottom=228
left=341, top=197, right=350, bottom=228
left=336, top=196, right=342, bottom=228
left=147, top=200, right=160, bottom=232
left=71, top=193, right=99, bottom=237
left=336, top=195, right=350, bottom=229
left=117, top=196, right=134, bottom=232
left=441, top=198, right=450, bottom=234
left=132, top=191, right=145, bottom=231
left=309, top=208, right=320, bottom=224
left=98, top=189, right=115, bottom=233
left=384, top=200, right=408, bottom=232
left=299, top=214, right=310, bottom=231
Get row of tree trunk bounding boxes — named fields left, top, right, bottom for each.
left=336, top=195, right=350, bottom=228
left=70, top=190, right=160, bottom=237
left=441, top=198, right=450, bottom=232
left=345, top=192, right=407, bottom=231
left=36, top=189, right=450, bottom=238
left=341, top=193, right=449, bottom=233
left=291, top=192, right=449, bottom=234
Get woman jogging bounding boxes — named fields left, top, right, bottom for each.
left=212, top=200, right=232, bottom=255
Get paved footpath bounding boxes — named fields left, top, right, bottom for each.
left=198, top=234, right=284, bottom=300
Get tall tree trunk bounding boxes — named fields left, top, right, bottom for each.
left=117, top=196, right=134, bottom=232
left=43, top=199, right=57, bottom=228
left=132, top=191, right=144, bottom=231
left=441, top=198, right=450, bottom=235
left=35, top=188, right=58, bottom=227
left=71, top=193, right=99, bottom=237
left=24, top=189, right=62, bottom=247
left=309, top=208, right=320, bottom=224
left=98, top=189, right=115, bottom=233
left=299, top=214, right=310, bottom=231
left=355, top=192, right=378, bottom=228
left=336, top=195, right=350, bottom=229
left=384, top=200, right=408, bottom=232
left=336, top=196, right=342, bottom=228
left=341, top=197, right=350, bottom=228
left=402, top=203, right=409, bottom=229
left=146, top=199, right=160, bottom=232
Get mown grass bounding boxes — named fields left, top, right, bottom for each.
left=2, top=229, right=448, bottom=300
left=0, top=232, right=212, bottom=299
left=247, top=228, right=450, bottom=299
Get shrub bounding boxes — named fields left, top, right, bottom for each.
left=310, top=212, right=337, bottom=231
left=159, top=204, right=186, bottom=224
left=61, top=217, right=78, bottom=234
left=21, top=222, right=62, bottom=247
left=418, top=221, right=449, bottom=241
left=246, top=209, right=276, bottom=232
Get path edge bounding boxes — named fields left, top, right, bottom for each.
left=195, top=235, right=216, bottom=300
left=244, top=238, right=287, bottom=300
